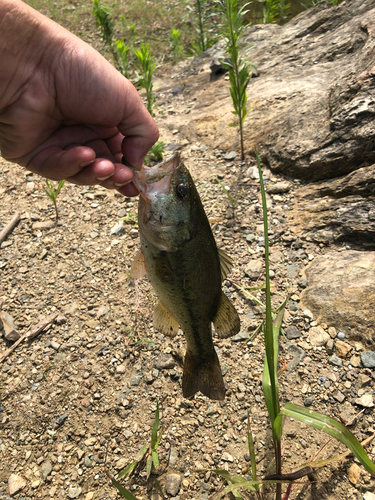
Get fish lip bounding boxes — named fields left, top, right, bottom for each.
left=132, top=153, right=180, bottom=197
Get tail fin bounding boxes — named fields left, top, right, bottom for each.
left=182, top=348, right=225, bottom=401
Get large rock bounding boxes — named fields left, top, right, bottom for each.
left=156, top=0, right=375, bottom=182
left=289, top=165, right=375, bottom=244
left=300, top=251, right=375, bottom=345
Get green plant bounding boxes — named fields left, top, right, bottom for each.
left=115, top=39, right=131, bottom=78
left=260, top=0, right=279, bottom=23
left=134, top=43, right=157, bottom=116
left=277, top=0, right=290, bottom=19
left=92, top=0, right=113, bottom=48
left=216, top=176, right=244, bottom=217
left=111, top=402, right=164, bottom=497
left=205, top=150, right=375, bottom=500
left=301, top=0, right=320, bottom=8
left=43, top=179, right=66, bottom=223
left=215, top=0, right=256, bottom=161
left=187, top=0, right=217, bottom=55
left=170, top=28, right=184, bottom=61
left=145, top=141, right=167, bottom=165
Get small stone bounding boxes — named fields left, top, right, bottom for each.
left=337, top=331, right=345, bottom=340
left=334, top=391, right=345, bottom=403
left=86, top=493, right=94, bottom=500
left=116, top=364, right=126, bottom=374
left=32, top=220, right=55, bottom=230
left=328, top=326, right=337, bottom=339
left=169, top=445, right=178, bottom=467
left=85, top=437, right=97, bottom=446
left=67, top=486, right=82, bottom=499
left=129, top=375, right=142, bottom=386
left=303, top=397, right=313, bottom=407
left=244, top=260, right=263, bottom=280
left=325, top=338, right=334, bottom=355
left=116, top=457, right=128, bottom=470
left=339, top=408, right=356, bottom=426
left=361, top=351, right=375, bottom=368
left=348, top=463, right=362, bottom=485
left=309, top=326, right=330, bottom=347
left=0, top=311, right=20, bottom=341
left=56, top=414, right=69, bottom=426
left=165, top=474, right=182, bottom=496
left=49, top=341, right=60, bottom=351
left=266, top=182, right=290, bottom=194
left=237, top=383, right=246, bottom=393
left=223, top=151, right=237, bottom=161
left=286, top=326, right=301, bottom=340
left=154, top=354, right=175, bottom=370
left=364, top=492, right=375, bottom=500
left=110, top=221, right=125, bottom=235
left=8, top=474, right=26, bottom=495
left=329, top=355, right=343, bottom=367
left=245, top=166, right=259, bottom=180
left=222, top=452, right=234, bottom=462
left=84, top=456, right=93, bottom=468
left=297, top=278, right=308, bottom=288
left=41, top=460, right=52, bottom=479
left=358, top=373, right=371, bottom=387
left=287, top=264, right=299, bottom=278
left=355, top=393, right=374, bottom=407
left=231, top=331, right=250, bottom=342
left=335, top=340, right=352, bottom=358
left=349, top=354, right=362, bottom=368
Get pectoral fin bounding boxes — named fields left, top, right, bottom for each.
left=218, top=248, right=233, bottom=281
left=131, top=249, right=147, bottom=280
left=213, top=292, right=240, bottom=338
left=153, top=301, right=179, bottom=338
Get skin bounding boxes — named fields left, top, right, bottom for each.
left=0, top=0, right=159, bottom=196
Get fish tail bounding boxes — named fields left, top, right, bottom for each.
left=182, top=348, right=225, bottom=401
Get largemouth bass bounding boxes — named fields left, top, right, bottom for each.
left=129, top=153, right=240, bottom=400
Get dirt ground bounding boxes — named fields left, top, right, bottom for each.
left=1, top=111, right=375, bottom=500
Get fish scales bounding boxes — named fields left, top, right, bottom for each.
left=130, top=152, right=240, bottom=400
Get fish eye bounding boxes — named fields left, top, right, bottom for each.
left=176, top=183, right=188, bottom=198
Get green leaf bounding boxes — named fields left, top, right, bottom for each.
left=146, top=454, right=153, bottom=479
left=151, top=402, right=160, bottom=449
left=135, top=443, right=149, bottom=462
left=275, top=403, right=375, bottom=475
left=111, top=477, right=138, bottom=500
left=152, top=450, right=159, bottom=468
left=55, top=179, right=66, bottom=197
left=117, top=460, right=138, bottom=480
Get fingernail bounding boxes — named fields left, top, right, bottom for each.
left=114, top=180, right=132, bottom=187
left=80, top=160, right=95, bottom=168
left=96, top=175, right=112, bottom=181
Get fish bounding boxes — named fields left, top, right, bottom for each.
left=129, top=152, right=240, bottom=400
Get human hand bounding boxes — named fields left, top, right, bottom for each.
left=0, top=0, right=159, bottom=197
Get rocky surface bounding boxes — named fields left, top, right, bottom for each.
left=1, top=1, right=375, bottom=499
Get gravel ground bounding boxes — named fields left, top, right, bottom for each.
left=1, top=145, right=375, bottom=500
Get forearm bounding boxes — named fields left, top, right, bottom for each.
left=0, top=0, right=61, bottom=108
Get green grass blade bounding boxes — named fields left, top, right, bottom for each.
left=276, top=403, right=375, bottom=474
left=247, top=419, right=258, bottom=485
left=111, top=477, right=138, bottom=500
left=117, top=460, right=138, bottom=480
left=151, top=402, right=160, bottom=449
left=135, top=443, right=149, bottom=462
left=55, top=179, right=66, bottom=196
left=146, top=454, right=153, bottom=479
left=155, top=425, right=164, bottom=449
left=152, top=450, right=159, bottom=468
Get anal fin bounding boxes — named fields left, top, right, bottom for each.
left=154, top=301, right=179, bottom=338
left=182, top=348, right=225, bottom=401
left=213, top=292, right=240, bottom=338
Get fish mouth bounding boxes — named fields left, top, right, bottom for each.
left=130, top=153, right=180, bottom=200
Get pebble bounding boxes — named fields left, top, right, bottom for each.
left=169, top=445, right=178, bottom=466
left=337, top=331, right=345, bottom=340
left=309, top=326, right=330, bottom=347
left=361, top=351, right=375, bottom=368
left=49, top=340, right=61, bottom=351
left=286, top=325, right=301, bottom=340
left=84, top=456, right=93, bottom=468
left=223, top=151, right=237, bottom=161
left=221, top=452, right=234, bottom=462
left=303, top=397, right=313, bottom=407
left=165, top=474, right=182, bottom=496
left=32, top=220, right=55, bottom=230
left=329, top=355, right=343, bottom=367
left=154, top=354, right=175, bottom=370
left=364, top=492, right=375, bottom=500
left=41, top=460, right=52, bottom=479
left=348, top=463, right=362, bottom=484
left=67, top=486, right=82, bottom=499
left=335, top=340, right=352, bottom=358
left=8, top=474, right=26, bottom=496
left=355, top=394, right=374, bottom=407
left=110, top=221, right=125, bottom=235
left=56, top=414, right=69, bottom=426
left=231, top=331, right=250, bottom=342
left=244, top=260, right=262, bottom=279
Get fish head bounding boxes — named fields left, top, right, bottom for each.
left=136, top=153, right=197, bottom=251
